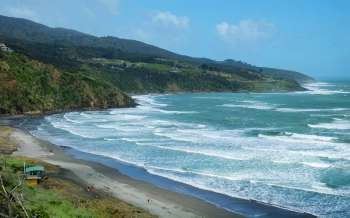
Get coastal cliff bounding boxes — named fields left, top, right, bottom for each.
left=0, top=51, right=135, bottom=115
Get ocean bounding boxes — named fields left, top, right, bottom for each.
left=29, top=82, right=350, bottom=217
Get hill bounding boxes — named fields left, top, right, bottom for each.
left=0, top=15, right=313, bottom=83
left=0, top=51, right=134, bottom=115
left=1, top=38, right=304, bottom=94
left=0, top=15, right=314, bottom=115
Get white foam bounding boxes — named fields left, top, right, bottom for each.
left=147, top=166, right=248, bottom=182
left=276, top=108, right=348, bottom=113
left=50, top=124, right=99, bottom=139
left=286, top=132, right=335, bottom=142
left=222, top=100, right=275, bottom=110
left=272, top=160, right=292, bottom=164
left=63, top=113, right=83, bottom=124
left=308, top=119, right=350, bottom=130
left=153, top=128, right=240, bottom=144
left=129, top=95, right=197, bottom=115
left=133, top=95, right=168, bottom=107
left=302, top=83, right=350, bottom=95
left=301, top=162, right=331, bottom=168
left=92, top=151, right=146, bottom=168
left=104, top=138, right=118, bottom=141
left=258, top=132, right=336, bottom=143
left=110, top=114, right=146, bottom=121
left=152, top=146, right=249, bottom=161
left=150, top=108, right=198, bottom=114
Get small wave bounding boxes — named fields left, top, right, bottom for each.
left=151, top=108, right=198, bottom=114
left=301, top=162, right=331, bottom=169
left=93, top=151, right=146, bottom=168
left=117, top=94, right=197, bottom=115
left=302, top=83, right=350, bottom=95
left=147, top=166, right=246, bottom=182
left=153, top=128, right=241, bottom=144
left=221, top=103, right=275, bottom=110
left=258, top=132, right=336, bottom=143
left=276, top=108, right=348, bottom=113
left=63, top=113, right=83, bottom=124
left=46, top=116, right=101, bottom=139
left=109, top=114, right=146, bottom=121
left=308, top=119, right=350, bottom=130
left=79, top=112, right=92, bottom=118
left=96, top=124, right=144, bottom=133
left=52, top=125, right=99, bottom=139
left=272, top=160, right=332, bottom=169
left=104, top=138, right=118, bottom=141
left=152, top=146, right=249, bottom=161
left=133, top=95, right=168, bottom=107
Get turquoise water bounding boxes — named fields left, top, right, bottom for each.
left=32, top=82, right=350, bottom=217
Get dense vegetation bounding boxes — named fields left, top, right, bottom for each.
left=0, top=52, right=134, bottom=115
left=0, top=155, right=154, bottom=218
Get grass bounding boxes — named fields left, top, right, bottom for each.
left=137, top=63, right=172, bottom=72
left=0, top=52, right=135, bottom=115
left=0, top=128, right=158, bottom=217
left=0, top=154, right=155, bottom=218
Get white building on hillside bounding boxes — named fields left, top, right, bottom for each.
left=0, top=43, right=13, bottom=52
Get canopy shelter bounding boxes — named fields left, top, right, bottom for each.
left=24, top=165, right=45, bottom=186
left=25, top=165, right=44, bottom=173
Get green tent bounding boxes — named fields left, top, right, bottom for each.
left=25, top=165, right=45, bottom=174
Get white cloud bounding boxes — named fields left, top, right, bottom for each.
left=3, top=7, right=39, bottom=21
left=216, top=20, right=275, bottom=45
left=97, top=0, right=119, bottom=15
left=118, top=11, right=190, bottom=51
left=83, top=7, right=95, bottom=17
left=152, top=11, right=189, bottom=29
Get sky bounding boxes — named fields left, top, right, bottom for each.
left=0, top=0, right=349, bottom=79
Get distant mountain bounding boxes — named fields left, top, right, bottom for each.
left=219, top=59, right=314, bottom=83
left=0, top=15, right=185, bottom=60
left=0, top=15, right=313, bottom=83
left=260, top=68, right=314, bottom=83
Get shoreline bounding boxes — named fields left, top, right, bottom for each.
left=2, top=118, right=317, bottom=218
left=7, top=125, right=241, bottom=218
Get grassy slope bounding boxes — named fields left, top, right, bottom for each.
left=0, top=156, right=155, bottom=218
left=3, top=39, right=305, bottom=94
left=86, top=58, right=304, bottom=93
left=0, top=51, right=135, bottom=115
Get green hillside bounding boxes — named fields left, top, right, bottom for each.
left=1, top=37, right=305, bottom=93
left=0, top=51, right=135, bottom=115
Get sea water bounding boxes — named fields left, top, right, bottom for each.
left=31, top=81, right=350, bottom=217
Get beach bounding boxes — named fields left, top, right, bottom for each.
left=3, top=125, right=240, bottom=218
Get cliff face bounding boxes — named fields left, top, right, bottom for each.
left=0, top=52, right=135, bottom=115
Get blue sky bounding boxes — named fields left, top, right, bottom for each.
left=0, top=0, right=349, bottom=79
